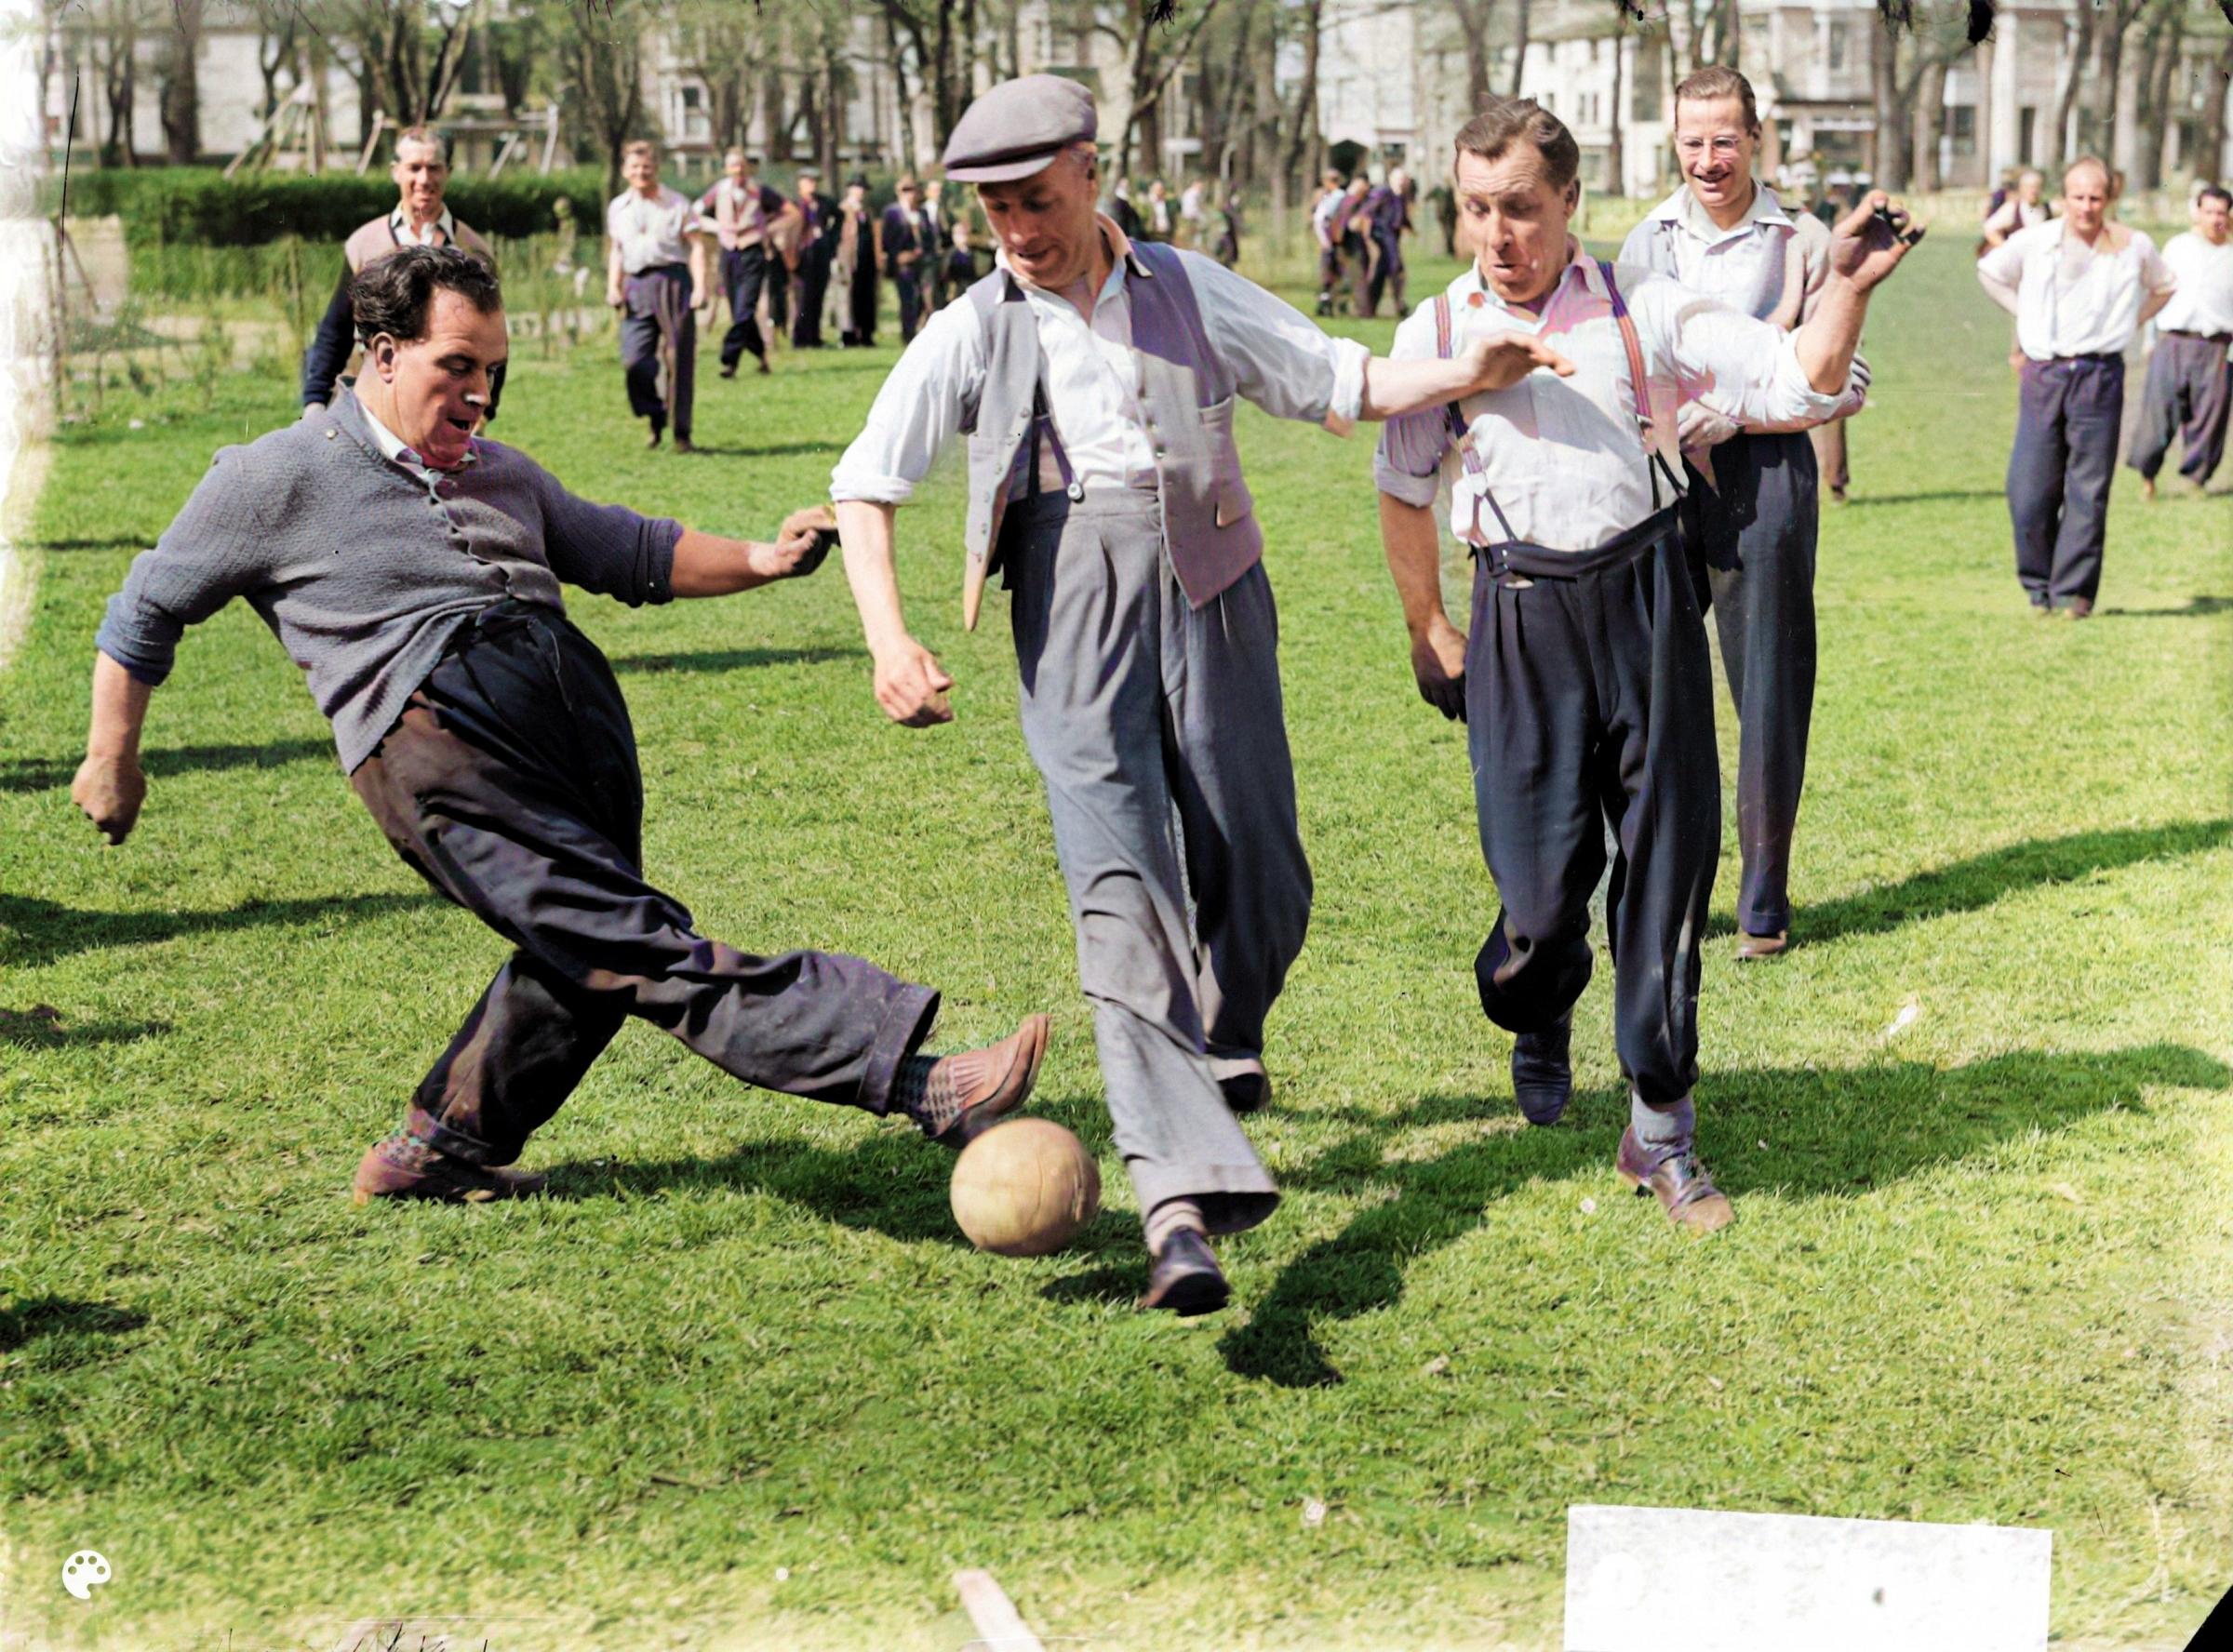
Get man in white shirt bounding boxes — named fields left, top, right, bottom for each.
left=606, top=140, right=710, bottom=452
left=1376, top=99, right=1915, bottom=1232
left=1977, top=156, right=2176, bottom=615
left=1980, top=168, right=2052, bottom=249
left=2131, top=185, right=2233, bottom=498
left=829, top=75, right=1566, bottom=1314
left=1621, top=67, right=1866, bottom=964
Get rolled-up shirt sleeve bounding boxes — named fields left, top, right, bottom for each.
left=534, top=468, right=681, bottom=606
left=1188, top=251, right=1369, bottom=434
left=829, top=298, right=983, bottom=504
left=1642, top=275, right=1839, bottom=432
left=93, top=449, right=268, bottom=686
left=1372, top=302, right=1451, bottom=506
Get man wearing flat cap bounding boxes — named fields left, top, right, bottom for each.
left=830, top=73, right=1570, bottom=1314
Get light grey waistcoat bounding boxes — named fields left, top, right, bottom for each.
left=957, top=240, right=1262, bottom=628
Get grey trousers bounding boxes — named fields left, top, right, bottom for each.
left=2129, top=331, right=2231, bottom=487
left=1001, top=488, right=1300, bottom=1233
left=2009, top=354, right=2123, bottom=608
left=1681, top=431, right=1819, bottom=939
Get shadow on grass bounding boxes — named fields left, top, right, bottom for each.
left=0, top=1005, right=171, bottom=1048
left=1221, top=1043, right=2230, bottom=1389
left=0, top=892, right=437, bottom=968
left=0, top=1298, right=148, bottom=1354
left=672, top=441, right=841, bottom=459
left=605, top=646, right=860, bottom=676
left=1704, top=817, right=2231, bottom=943
left=2096, top=595, right=2233, bottom=619
left=0, top=738, right=334, bottom=793
left=1843, top=489, right=2007, bottom=507
left=23, top=535, right=154, bottom=553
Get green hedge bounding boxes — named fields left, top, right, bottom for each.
left=59, top=167, right=608, bottom=247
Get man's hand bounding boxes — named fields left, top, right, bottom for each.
left=1830, top=192, right=1924, bottom=292
left=1410, top=616, right=1468, bottom=722
left=1677, top=401, right=1741, bottom=452
left=1457, top=331, right=1576, bottom=393
left=72, top=753, right=147, bottom=846
left=607, top=283, right=625, bottom=310
left=871, top=635, right=955, bottom=727
left=747, top=506, right=836, bottom=580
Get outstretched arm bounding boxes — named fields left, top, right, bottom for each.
left=833, top=500, right=953, bottom=727
left=668, top=511, right=831, bottom=597
left=1794, top=194, right=1921, bottom=393
left=72, top=653, right=154, bottom=845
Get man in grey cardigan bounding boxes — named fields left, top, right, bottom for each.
left=831, top=76, right=1569, bottom=1313
left=74, top=246, right=1049, bottom=1206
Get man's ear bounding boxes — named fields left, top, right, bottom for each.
left=368, top=334, right=400, bottom=382
left=1564, top=180, right=1582, bottom=215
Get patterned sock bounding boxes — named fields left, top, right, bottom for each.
left=1630, top=1092, right=1695, bottom=1161
left=892, top=1053, right=958, bottom=1137
left=1143, top=1197, right=1207, bottom=1256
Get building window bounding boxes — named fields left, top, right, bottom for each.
left=1948, top=104, right=1976, bottom=157
left=1827, top=22, right=1850, bottom=73
left=2018, top=106, right=2037, bottom=165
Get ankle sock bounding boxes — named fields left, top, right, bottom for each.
left=1144, top=1197, right=1207, bottom=1255
left=892, top=1052, right=958, bottom=1136
left=1630, top=1092, right=1695, bottom=1156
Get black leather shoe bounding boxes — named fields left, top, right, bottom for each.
left=1137, top=1230, right=1230, bottom=1316
left=1511, top=1011, right=1573, bottom=1126
left=1217, top=1059, right=1270, bottom=1114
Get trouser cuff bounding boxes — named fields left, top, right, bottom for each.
left=856, top=983, right=942, bottom=1117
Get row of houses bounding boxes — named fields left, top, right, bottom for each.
left=37, top=1, right=2233, bottom=197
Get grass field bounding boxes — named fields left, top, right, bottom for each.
left=4, top=237, right=2230, bottom=1650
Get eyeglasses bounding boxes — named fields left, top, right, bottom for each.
left=1675, top=137, right=1748, bottom=159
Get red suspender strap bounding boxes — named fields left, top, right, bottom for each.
left=1595, top=259, right=1654, bottom=437
left=1433, top=293, right=1472, bottom=450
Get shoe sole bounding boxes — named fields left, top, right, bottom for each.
left=933, top=1014, right=1051, bottom=1148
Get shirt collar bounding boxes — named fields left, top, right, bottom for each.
left=1651, top=180, right=1790, bottom=245
left=391, top=204, right=456, bottom=244
left=1459, top=238, right=1601, bottom=314
left=994, top=213, right=1147, bottom=305
left=349, top=388, right=478, bottom=473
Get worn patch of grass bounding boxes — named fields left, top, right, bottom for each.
left=3, top=240, right=2229, bottom=1650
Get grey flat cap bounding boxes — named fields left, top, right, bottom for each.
left=942, top=74, right=1096, bottom=183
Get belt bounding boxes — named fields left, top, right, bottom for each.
left=1474, top=506, right=1678, bottom=581
left=2047, top=352, right=2123, bottom=366
left=2165, top=329, right=2233, bottom=345
left=627, top=262, right=689, bottom=279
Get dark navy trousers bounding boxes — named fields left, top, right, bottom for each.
left=1681, top=431, right=1819, bottom=939
left=718, top=245, right=771, bottom=367
left=350, top=602, right=939, bottom=1165
left=1464, top=519, right=1720, bottom=1109
left=2008, top=354, right=2124, bottom=607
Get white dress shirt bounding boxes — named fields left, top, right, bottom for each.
left=606, top=186, right=698, bottom=273
left=389, top=206, right=457, bottom=247
left=1977, top=220, right=2176, bottom=361
left=1374, top=248, right=1840, bottom=553
left=830, top=219, right=1368, bottom=505
left=1983, top=197, right=2051, bottom=240
left=2156, top=231, right=2233, bottom=340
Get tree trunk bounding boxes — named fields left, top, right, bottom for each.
left=1447, top=0, right=1491, bottom=110
left=2097, top=8, right=2129, bottom=172
left=2200, top=39, right=2233, bottom=187
left=158, top=0, right=205, bottom=166
left=1608, top=24, right=1625, bottom=196
left=1870, top=21, right=1907, bottom=190
left=1509, top=0, right=1531, bottom=98
left=2049, top=6, right=2093, bottom=167
left=1912, top=58, right=1944, bottom=193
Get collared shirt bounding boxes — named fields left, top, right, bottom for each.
left=2157, top=231, right=2233, bottom=339
left=1983, top=196, right=2052, bottom=239
left=358, top=394, right=481, bottom=478
left=1625, top=183, right=1828, bottom=327
left=830, top=214, right=1369, bottom=505
left=606, top=185, right=699, bottom=273
left=1977, top=220, right=2175, bottom=360
left=1373, top=248, right=1839, bottom=553
left=697, top=177, right=788, bottom=249
left=389, top=205, right=457, bottom=247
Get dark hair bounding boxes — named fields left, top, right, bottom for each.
left=1454, top=98, right=1580, bottom=193
left=2200, top=185, right=2233, bottom=209
left=351, top=245, right=502, bottom=348
left=1674, top=65, right=1759, bottom=129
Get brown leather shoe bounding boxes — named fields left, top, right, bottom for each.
left=1734, top=929, right=1788, bottom=961
left=922, top=1013, right=1051, bottom=1149
left=1137, top=1229, right=1230, bottom=1316
left=352, top=1132, right=547, bottom=1206
left=672, top=436, right=695, bottom=455
left=1615, top=1127, right=1734, bottom=1234
left=2064, top=596, right=2093, bottom=619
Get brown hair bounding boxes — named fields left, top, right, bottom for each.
left=622, top=140, right=658, bottom=165
left=1672, top=65, right=1759, bottom=130
left=1453, top=98, right=1580, bottom=193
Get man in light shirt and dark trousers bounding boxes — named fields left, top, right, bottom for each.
left=2131, top=185, right=2233, bottom=499
left=696, top=148, right=799, bottom=380
left=1976, top=157, right=2176, bottom=617
left=829, top=75, right=1568, bottom=1314
left=1621, top=68, right=1867, bottom=964
left=606, top=141, right=710, bottom=452
left=1376, top=99, right=1917, bottom=1233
